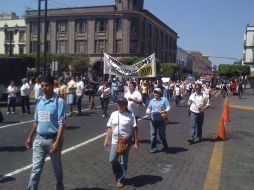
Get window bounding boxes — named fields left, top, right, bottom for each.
left=95, top=40, right=107, bottom=53
left=115, top=40, right=122, bottom=53
left=57, top=21, right=67, bottom=33
left=75, top=40, right=87, bottom=53
left=31, top=22, right=38, bottom=34
left=130, top=17, right=139, bottom=39
left=96, top=18, right=107, bottom=32
left=56, top=40, right=67, bottom=53
left=147, top=23, right=152, bottom=38
left=130, top=40, right=138, bottom=53
left=5, top=44, right=14, bottom=55
left=19, top=45, right=25, bottom=55
left=19, top=31, right=25, bottom=42
left=76, top=20, right=85, bottom=33
left=5, top=32, right=12, bottom=41
left=116, top=17, right=123, bottom=32
left=30, top=41, right=38, bottom=53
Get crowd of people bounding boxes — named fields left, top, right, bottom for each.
left=2, top=74, right=246, bottom=189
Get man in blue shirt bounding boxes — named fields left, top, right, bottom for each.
left=25, top=75, right=66, bottom=190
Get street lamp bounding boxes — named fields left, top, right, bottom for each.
left=3, top=23, right=18, bottom=57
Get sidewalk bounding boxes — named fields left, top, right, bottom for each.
left=220, top=88, right=254, bottom=190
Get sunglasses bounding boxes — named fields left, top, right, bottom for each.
left=153, top=91, right=160, bottom=94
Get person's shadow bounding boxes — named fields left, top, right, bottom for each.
left=0, top=176, right=15, bottom=183
left=0, top=146, right=27, bottom=152
left=125, top=175, right=163, bottom=187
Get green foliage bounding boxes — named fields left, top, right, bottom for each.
left=161, top=63, right=179, bottom=78
left=218, top=64, right=250, bottom=79
left=70, top=53, right=90, bottom=74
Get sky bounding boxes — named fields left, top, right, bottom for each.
left=1, top=0, right=254, bottom=65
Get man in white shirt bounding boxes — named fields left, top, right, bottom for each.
left=75, top=76, right=84, bottom=115
left=31, top=77, right=42, bottom=102
left=124, top=81, right=142, bottom=123
left=20, top=78, right=31, bottom=114
left=187, top=83, right=209, bottom=144
left=7, top=81, right=18, bottom=114
left=66, top=76, right=77, bottom=116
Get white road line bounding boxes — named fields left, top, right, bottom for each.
left=0, top=133, right=107, bottom=181
left=0, top=103, right=116, bottom=130
left=0, top=120, right=34, bottom=129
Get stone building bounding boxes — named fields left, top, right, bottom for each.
left=0, top=12, right=26, bottom=55
left=188, top=51, right=212, bottom=75
left=25, top=0, right=178, bottom=75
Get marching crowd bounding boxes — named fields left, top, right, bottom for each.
left=2, top=75, right=238, bottom=189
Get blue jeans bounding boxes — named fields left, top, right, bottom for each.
left=189, top=112, right=204, bottom=140
left=150, top=119, right=168, bottom=152
left=112, top=90, right=118, bottom=103
left=27, top=135, right=64, bottom=190
left=175, top=95, right=181, bottom=106
left=109, top=140, right=131, bottom=183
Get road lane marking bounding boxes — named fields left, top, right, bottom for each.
left=0, top=120, right=34, bottom=129
left=214, top=91, right=221, bottom=98
left=0, top=103, right=116, bottom=130
left=0, top=133, right=107, bottom=181
left=0, top=114, right=149, bottom=181
left=229, top=104, right=254, bottom=111
left=203, top=141, right=224, bottom=190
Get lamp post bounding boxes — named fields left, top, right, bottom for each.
left=3, top=23, right=18, bottom=57
left=100, top=48, right=104, bottom=81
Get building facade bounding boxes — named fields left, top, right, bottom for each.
left=188, top=51, right=212, bottom=75
left=25, top=0, right=178, bottom=74
left=243, top=25, right=254, bottom=78
left=0, top=12, right=26, bottom=55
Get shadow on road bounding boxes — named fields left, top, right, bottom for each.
left=125, top=175, right=163, bottom=187
left=65, top=125, right=81, bottom=130
left=0, top=146, right=27, bottom=152
left=71, top=188, right=107, bottom=190
left=0, top=176, right=15, bottom=183
left=161, top=146, right=188, bottom=154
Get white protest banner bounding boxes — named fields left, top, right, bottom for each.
left=104, top=53, right=156, bottom=78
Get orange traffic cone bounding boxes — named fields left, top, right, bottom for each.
left=223, top=105, right=229, bottom=122
left=217, top=116, right=226, bottom=140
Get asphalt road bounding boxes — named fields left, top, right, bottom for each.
left=0, top=91, right=253, bottom=190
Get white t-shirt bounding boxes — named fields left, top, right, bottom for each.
left=188, top=93, right=209, bottom=113
left=33, top=83, right=42, bottom=99
left=76, top=80, right=84, bottom=96
left=203, top=87, right=211, bottom=96
left=175, top=87, right=181, bottom=96
left=124, top=90, right=142, bottom=117
left=20, top=83, right=30, bottom=96
left=98, top=85, right=111, bottom=98
left=67, top=80, right=76, bottom=93
left=107, top=111, right=137, bottom=144
left=7, top=85, right=18, bottom=97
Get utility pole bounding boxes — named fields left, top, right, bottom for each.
left=36, top=0, right=41, bottom=76
left=43, top=0, right=48, bottom=76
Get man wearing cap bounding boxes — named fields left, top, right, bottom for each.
left=146, top=88, right=170, bottom=153
left=124, top=81, right=142, bottom=123
left=25, top=75, right=66, bottom=190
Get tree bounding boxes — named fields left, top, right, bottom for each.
left=70, top=53, right=90, bottom=74
left=161, top=63, right=178, bottom=79
left=218, top=64, right=250, bottom=79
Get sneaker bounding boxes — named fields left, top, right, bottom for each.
left=187, top=138, right=194, bottom=144
left=11, top=112, right=15, bottom=114
left=6, top=112, right=10, bottom=114
left=150, top=149, right=158, bottom=153
left=142, top=103, right=146, bottom=107
left=102, top=114, right=106, bottom=118
left=116, top=182, right=124, bottom=188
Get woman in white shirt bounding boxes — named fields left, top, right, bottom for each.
left=104, top=97, right=139, bottom=188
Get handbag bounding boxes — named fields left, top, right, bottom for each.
left=115, top=112, right=129, bottom=155
left=160, top=111, right=169, bottom=124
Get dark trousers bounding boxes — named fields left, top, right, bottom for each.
left=7, top=97, right=16, bottom=113
left=76, top=95, right=83, bottom=114
left=100, top=97, right=109, bottom=115
left=20, top=96, right=30, bottom=113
